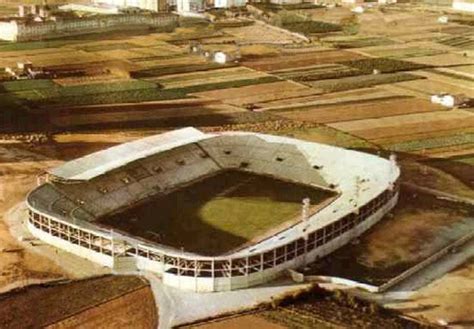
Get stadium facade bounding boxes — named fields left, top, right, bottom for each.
left=26, top=128, right=400, bottom=292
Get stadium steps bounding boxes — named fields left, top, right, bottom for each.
left=113, top=256, right=138, bottom=274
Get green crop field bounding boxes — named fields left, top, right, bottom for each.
left=273, top=64, right=362, bottom=82
left=386, top=133, right=474, bottom=152
left=307, top=72, right=421, bottom=92
left=341, top=58, right=429, bottom=74
left=363, top=47, right=446, bottom=59
left=0, top=40, right=83, bottom=52
left=437, top=36, right=474, bottom=49
left=100, top=170, right=332, bottom=256
left=322, top=36, right=396, bottom=49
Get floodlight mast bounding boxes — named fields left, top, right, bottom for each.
left=302, top=197, right=311, bottom=239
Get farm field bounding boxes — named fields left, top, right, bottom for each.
left=253, top=87, right=404, bottom=110
left=99, top=170, right=333, bottom=256
left=0, top=275, right=155, bottom=329
left=372, top=125, right=474, bottom=146
left=320, top=35, right=396, bottom=49
left=0, top=49, right=105, bottom=68
left=329, top=110, right=474, bottom=141
left=436, top=35, right=474, bottom=50
left=48, top=103, right=251, bottom=129
left=437, top=64, right=474, bottom=78
left=150, top=67, right=271, bottom=89
left=276, top=97, right=445, bottom=124
left=355, top=44, right=447, bottom=59
left=394, top=31, right=450, bottom=43
left=242, top=50, right=366, bottom=72
left=220, top=21, right=304, bottom=44
left=271, top=125, right=373, bottom=149
left=304, top=72, right=421, bottom=92
left=191, top=80, right=321, bottom=107
left=271, top=63, right=360, bottom=82
left=386, top=78, right=474, bottom=97
left=404, top=53, right=474, bottom=67
left=357, top=9, right=445, bottom=37
left=411, top=70, right=474, bottom=91
left=186, top=286, right=423, bottom=329
left=384, top=132, right=474, bottom=153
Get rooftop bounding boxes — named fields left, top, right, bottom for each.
left=48, top=127, right=208, bottom=181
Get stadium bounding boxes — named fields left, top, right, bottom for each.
left=26, top=128, right=400, bottom=292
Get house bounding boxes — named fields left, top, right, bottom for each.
left=452, top=0, right=474, bottom=12
left=431, top=93, right=467, bottom=108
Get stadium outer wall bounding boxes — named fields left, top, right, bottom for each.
left=25, top=183, right=399, bottom=292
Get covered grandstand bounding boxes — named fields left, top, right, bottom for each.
left=27, top=128, right=400, bottom=292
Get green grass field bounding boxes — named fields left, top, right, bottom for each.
left=386, top=133, right=474, bottom=152
left=100, top=170, right=332, bottom=255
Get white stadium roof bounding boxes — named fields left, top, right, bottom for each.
left=48, top=127, right=209, bottom=181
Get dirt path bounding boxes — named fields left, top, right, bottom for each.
left=402, top=182, right=474, bottom=206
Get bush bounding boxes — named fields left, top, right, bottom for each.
left=341, top=15, right=359, bottom=35
left=283, top=21, right=342, bottom=34
left=270, top=10, right=341, bottom=35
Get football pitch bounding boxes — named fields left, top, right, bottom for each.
left=100, top=170, right=333, bottom=255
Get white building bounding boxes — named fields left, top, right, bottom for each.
left=351, top=5, right=365, bottom=13
left=214, top=51, right=227, bottom=64
left=342, top=0, right=364, bottom=4
left=431, top=93, right=466, bottom=108
left=214, top=0, right=246, bottom=8
left=176, top=0, right=205, bottom=14
left=59, top=3, right=121, bottom=15
left=0, top=14, right=177, bottom=41
left=452, top=0, right=474, bottom=12
left=93, top=0, right=167, bottom=12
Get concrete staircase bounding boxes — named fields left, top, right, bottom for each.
left=113, top=256, right=138, bottom=274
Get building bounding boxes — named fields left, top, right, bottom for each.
left=431, top=93, right=467, bottom=108
left=5, top=61, right=53, bottom=80
left=59, top=3, right=121, bottom=15
left=214, top=0, right=246, bottom=8
left=452, top=0, right=474, bottom=12
left=0, top=13, right=177, bottom=41
left=342, top=0, right=364, bottom=4
left=93, top=0, right=168, bottom=12
left=176, top=0, right=205, bottom=14
left=27, top=128, right=400, bottom=292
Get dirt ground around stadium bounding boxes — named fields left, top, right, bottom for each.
left=0, top=143, right=64, bottom=289
left=388, top=258, right=474, bottom=327
left=0, top=131, right=156, bottom=291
